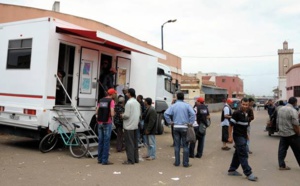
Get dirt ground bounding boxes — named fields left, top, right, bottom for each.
left=1, top=111, right=300, bottom=186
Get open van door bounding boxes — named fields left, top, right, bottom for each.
left=78, top=48, right=99, bottom=106
left=115, top=56, right=131, bottom=95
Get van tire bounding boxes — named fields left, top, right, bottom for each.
left=90, top=115, right=98, bottom=136
left=156, top=113, right=164, bottom=135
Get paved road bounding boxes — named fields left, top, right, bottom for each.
left=0, top=109, right=300, bottom=186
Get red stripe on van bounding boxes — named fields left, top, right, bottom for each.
left=0, top=93, right=43, bottom=99
left=47, top=96, right=55, bottom=99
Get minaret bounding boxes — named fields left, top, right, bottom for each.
left=277, top=41, right=293, bottom=99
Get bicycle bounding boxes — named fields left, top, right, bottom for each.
left=39, top=117, right=89, bottom=158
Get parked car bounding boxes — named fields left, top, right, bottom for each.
left=231, top=98, right=240, bottom=110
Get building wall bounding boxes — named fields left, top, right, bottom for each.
left=286, top=64, right=300, bottom=103
left=215, top=76, right=244, bottom=98
left=0, top=3, right=182, bottom=82
left=279, top=79, right=287, bottom=100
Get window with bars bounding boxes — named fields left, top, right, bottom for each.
left=294, top=86, right=300, bottom=97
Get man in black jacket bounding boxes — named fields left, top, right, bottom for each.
left=228, top=97, right=257, bottom=181
left=143, top=97, right=157, bottom=160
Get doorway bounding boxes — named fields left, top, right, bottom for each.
left=56, top=43, right=75, bottom=105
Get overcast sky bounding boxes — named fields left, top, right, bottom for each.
left=2, top=0, right=300, bottom=96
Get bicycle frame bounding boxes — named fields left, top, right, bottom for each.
left=57, top=124, right=79, bottom=146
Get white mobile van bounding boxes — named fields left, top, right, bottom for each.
left=0, top=17, right=175, bottom=146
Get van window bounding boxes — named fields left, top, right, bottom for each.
left=165, top=78, right=173, bottom=93
left=6, top=39, right=32, bottom=69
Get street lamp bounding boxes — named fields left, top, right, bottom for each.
left=161, top=19, right=177, bottom=50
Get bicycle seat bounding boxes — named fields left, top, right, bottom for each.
left=72, top=123, right=80, bottom=128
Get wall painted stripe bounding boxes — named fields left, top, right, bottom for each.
left=0, top=93, right=43, bottom=99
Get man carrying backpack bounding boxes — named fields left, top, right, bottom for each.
left=221, top=98, right=233, bottom=151
left=189, top=97, right=210, bottom=158
left=96, top=88, right=117, bottom=165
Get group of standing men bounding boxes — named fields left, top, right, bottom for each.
left=96, top=87, right=157, bottom=165
left=95, top=69, right=300, bottom=181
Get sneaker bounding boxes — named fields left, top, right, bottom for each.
left=247, top=174, right=258, bottom=181
left=102, top=161, right=113, bottom=165
left=146, top=157, right=155, bottom=161
left=173, top=163, right=179, bottom=167
left=122, top=161, right=134, bottom=165
left=222, top=146, right=231, bottom=151
left=279, top=166, right=291, bottom=170
left=183, top=164, right=192, bottom=168
left=195, top=155, right=202, bottom=158
left=248, top=151, right=253, bottom=154
left=228, top=171, right=242, bottom=176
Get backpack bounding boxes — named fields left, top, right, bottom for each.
left=221, top=105, right=231, bottom=122
left=197, top=104, right=209, bottom=126
left=97, top=98, right=112, bottom=122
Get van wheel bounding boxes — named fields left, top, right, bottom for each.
left=90, top=115, right=98, bottom=136
left=156, top=113, right=164, bottom=135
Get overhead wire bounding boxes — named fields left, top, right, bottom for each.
left=181, top=53, right=300, bottom=59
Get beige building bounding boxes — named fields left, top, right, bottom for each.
left=0, top=3, right=182, bottom=83
left=181, top=73, right=204, bottom=105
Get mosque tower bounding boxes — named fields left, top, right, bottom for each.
left=277, top=41, right=293, bottom=100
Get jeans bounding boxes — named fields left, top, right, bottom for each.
left=174, top=128, right=189, bottom=166
left=189, top=126, right=205, bottom=157
left=278, top=135, right=300, bottom=168
left=97, top=123, right=112, bottom=164
left=228, top=135, right=252, bottom=176
left=144, top=134, right=156, bottom=159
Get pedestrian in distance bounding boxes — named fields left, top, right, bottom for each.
left=121, top=88, right=141, bottom=165
left=189, top=97, right=210, bottom=159
left=246, top=97, right=255, bottom=154
left=122, top=86, right=129, bottom=104
left=277, top=97, right=300, bottom=170
left=164, top=92, right=195, bottom=168
left=55, top=70, right=66, bottom=105
left=227, top=97, right=258, bottom=181
left=142, top=97, right=157, bottom=160
left=137, top=95, right=146, bottom=148
left=221, top=98, right=233, bottom=151
left=114, top=96, right=125, bottom=152
left=170, top=98, right=177, bottom=147
left=266, top=99, right=275, bottom=120
left=96, top=88, right=117, bottom=165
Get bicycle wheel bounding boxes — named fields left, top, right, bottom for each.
left=39, top=133, right=58, bottom=153
left=69, top=133, right=89, bottom=158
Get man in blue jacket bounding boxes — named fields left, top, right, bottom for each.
left=164, top=92, right=195, bottom=167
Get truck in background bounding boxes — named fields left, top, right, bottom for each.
left=0, top=17, right=175, bottom=142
